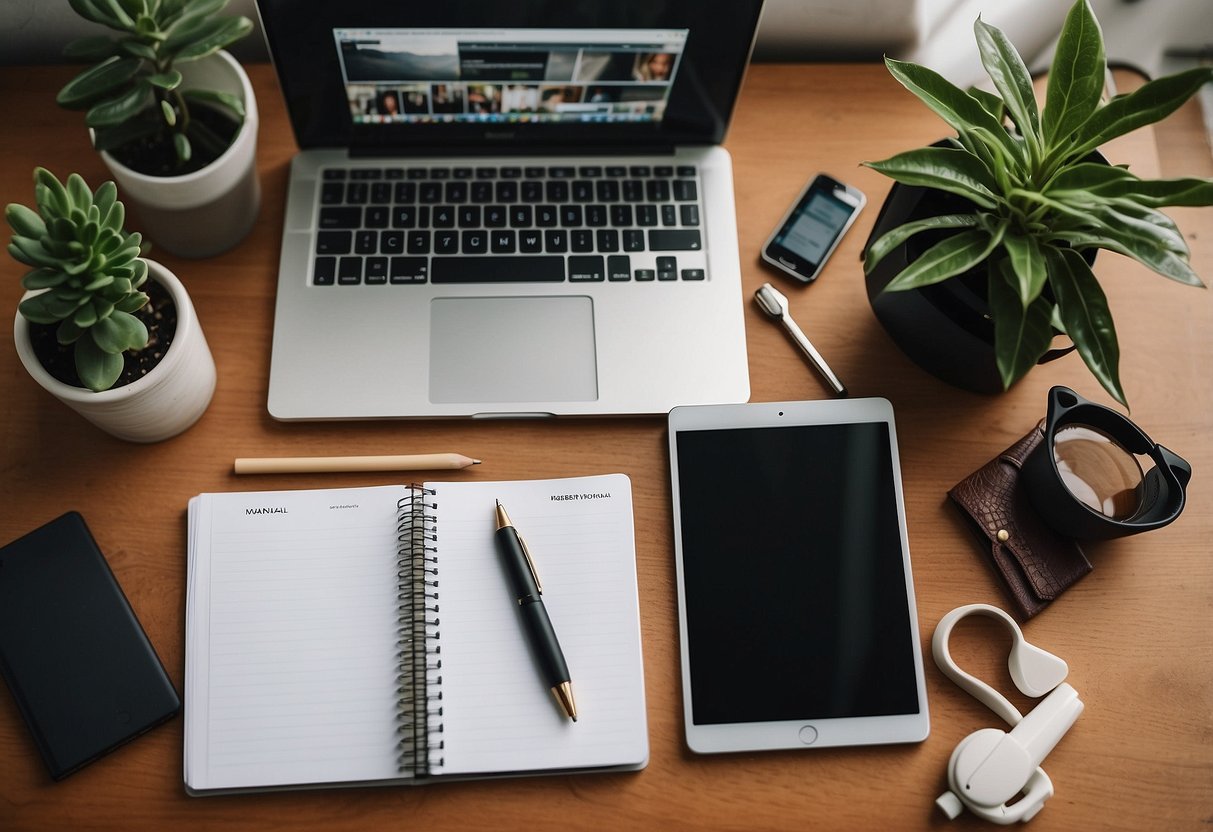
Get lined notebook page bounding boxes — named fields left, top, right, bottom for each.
left=428, top=474, right=648, bottom=775
left=184, top=486, right=406, bottom=792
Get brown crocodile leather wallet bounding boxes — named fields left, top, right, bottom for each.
left=948, top=424, right=1093, bottom=618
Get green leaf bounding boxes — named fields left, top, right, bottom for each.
left=9, top=236, right=60, bottom=268
left=66, top=174, right=93, bottom=212
left=1042, top=0, right=1106, bottom=151
left=73, top=302, right=100, bottom=328
left=149, top=70, right=183, bottom=90
left=1048, top=163, right=1213, bottom=207
left=883, top=226, right=1005, bottom=292
left=119, top=39, right=158, bottom=61
left=85, top=80, right=153, bottom=128
left=974, top=15, right=1041, bottom=156
left=94, top=180, right=118, bottom=220
left=1002, top=232, right=1048, bottom=306
left=21, top=268, right=70, bottom=290
left=91, top=309, right=149, bottom=353
left=56, top=57, right=140, bottom=109
left=966, top=86, right=1006, bottom=123
left=35, top=168, right=71, bottom=215
left=161, top=98, right=177, bottom=126
left=1089, top=202, right=1188, bottom=257
left=863, top=147, right=1000, bottom=209
left=1052, top=67, right=1213, bottom=167
left=5, top=204, right=47, bottom=238
left=173, top=131, right=192, bottom=164
left=1050, top=228, right=1204, bottom=288
left=172, top=16, right=253, bottom=62
left=91, top=115, right=162, bottom=152
left=864, top=214, right=980, bottom=273
left=63, top=35, right=120, bottom=61
left=68, top=0, right=121, bottom=28
left=56, top=319, right=85, bottom=345
left=163, top=0, right=228, bottom=41
left=181, top=87, right=244, bottom=119
left=990, top=257, right=1055, bottom=389
left=883, top=57, right=1023, bottom=164
left=96, top=0, right=136, bottom=29
left=1048, top=246, right=1125, bottom=406
left=115, top=291, right=150, bottom=313
left=76, top=334, right=125, bottom=391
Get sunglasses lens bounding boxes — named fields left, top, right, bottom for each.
left=1052, top=424, right=1145, bottom=520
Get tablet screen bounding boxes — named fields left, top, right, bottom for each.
left=675, top=421, right=921, bottom=726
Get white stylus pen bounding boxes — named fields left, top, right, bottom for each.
left=754, top=282, right=847, bottom=397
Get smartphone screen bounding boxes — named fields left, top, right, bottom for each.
left=762, top=175, right=865, bottom=282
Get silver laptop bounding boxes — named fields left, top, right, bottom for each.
left=257, top=2, right=764, bottom=418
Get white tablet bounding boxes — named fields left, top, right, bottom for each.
left=668, top=398, right=930, bottom=753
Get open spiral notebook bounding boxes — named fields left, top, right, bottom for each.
left=183, top=475, right=647, bottom=795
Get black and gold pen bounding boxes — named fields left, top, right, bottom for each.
left=493, top=500, right=578, bottom=722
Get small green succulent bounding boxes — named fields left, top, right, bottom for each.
left=56, top=0, right=253, bottom=170
left=863, top=0, right=1213, bottom=406
left=6, top=168, right=151, bottom=392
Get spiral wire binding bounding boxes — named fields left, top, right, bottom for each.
left=395, top=486, right=445, bottom=776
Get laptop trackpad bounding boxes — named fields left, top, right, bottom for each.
left=429, top=296, right=599, bottom=404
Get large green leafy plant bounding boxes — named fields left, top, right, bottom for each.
left=6, top=168, right=151, bottom=392
left=863, top=0, right=1212, bottom=405
left=56, top=0, right=253, bottom=171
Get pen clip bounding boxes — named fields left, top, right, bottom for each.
left=517, top=530, right=543, bottom=594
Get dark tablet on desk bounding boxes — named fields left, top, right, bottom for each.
left=668, top=399, right=929, bottom=753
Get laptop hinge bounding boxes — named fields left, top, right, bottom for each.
left=349, top=144, right=679, bottom=159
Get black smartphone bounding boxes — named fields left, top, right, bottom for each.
left=761, top=173, right=866, bottom=283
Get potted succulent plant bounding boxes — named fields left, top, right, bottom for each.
left=56, top=0, right=258, bottom=258
left=862, top=0, right=1212, bottom=406
left=7, top=168, right=216, bottom=442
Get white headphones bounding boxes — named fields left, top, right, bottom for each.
left=932, top=604, right=1084, bottom=825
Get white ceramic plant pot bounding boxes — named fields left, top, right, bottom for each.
left=13, top=260, right=217, bottom=443
left=97, top=50, right=260, bottom=258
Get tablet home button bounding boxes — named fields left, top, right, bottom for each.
left=798, top=725, right=818, bottom=745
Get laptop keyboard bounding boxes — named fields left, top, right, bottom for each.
left=311, top=164, right=706, bottom=286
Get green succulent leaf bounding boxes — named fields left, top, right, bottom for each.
left=66, top=174, right=93, bottom=212
left=149, top=70, right=184, bottom=91
left=76, top=334, right=125, bottom=392
left=68, top=0, right=122, bottom=28
left=56, top=318, right=85, bottom=345
left=35, top=169, right=71, bottom=217
left=1002, top=232, right=1048, bottom=306
left=864, top=147, right=1000, bottom=209
left=163, top=0, right=229, bottom=39
left=119, top=39, right=158, bottom=60
left=864, top=214, right=981, bottom=273
left=990, top=257, right=1055, bottom=390
left=92, top=309, right=149, bottom=353
left=9, top=236, right=60, bottom=268
left=94, top=180, right=118, bottom=220
left=181, top=87, right=245, bottom=119
left=1042, top=0, right=1106, bottom=151
left=73, top=302, right=100, bottom=328
left=1048, top=246, right=1125, bottom=406
left=166, top=15, right=252, bottom=61
left=173, top=131, right=192, bottom=164
left=96, top=0, right=136, bottom=29
left=85, top=79, right=153, bottom=128
left=883, top=225, right=1006, bottom=292
left=115, top=291, right=150, bottom=313
left=63, top=35, right=121, bottom=61
left=161, top=98, right=177, bottom=126
left=58, top=57, right=141, bottom=110
left=21, top=268, right=70, bottom=290
left=974, top=16, right=1041, bottom=157
left=5, top=204, right=47, bottom=238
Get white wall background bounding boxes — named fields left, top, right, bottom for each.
left=2, top=0, right=1210, bottom=85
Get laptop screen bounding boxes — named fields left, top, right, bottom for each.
left=257, top=1, right=765, bottom=151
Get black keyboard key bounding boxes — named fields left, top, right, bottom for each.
left=622, top=180, right=643, bottom=202
left=432, top=205, right=456, bottom=228
left=549, top=166, right=575, bottom=178
left=646, top=180, right=670, bottom=202
left=462, top=230, right=487, bottom=254
left=521, top=181, right=543, bottom=203
left=560, top=205, right=583, bottom=227
left=585, top=205, right=607, bottom=227
left=629, top=165, right=651, bottom=177
left=366, top=257, right=388, bottom=284
left=407, top=230, right=431, bottom=254
left=500, top=166, right=522, bottom=179
left=471, top=181, right=493, bottom=203
left=657, top=258, right=678, bottom=281
left=350, top=168, right=382, bottom=180
left=571, top=180, right=593, bottom=202
left=524, top=166, right=545, bottom=178
left=568, top=255, right=605, bottom=282
left=321, top=182, right=345, bottom=205
left=578, top=166, right=602, bottom=177
left=680, top=204, right=701, bottom=226
left=545, top=180, right=569, bottom=202
left=519, top=230, right=543, bottom=253
left=661, top=204, right=678, bottom=226
left=419, top=182, right=442, bottom=203
left=431, top=256, right=565, bottom=283
left=544, top=229, right=568, bottom=253
left=381, top=231, right=404, bottom=254
left=673, top=179, right=698, bottom=201
left=607, top=255, right=631, bottom=281
left=392, top=205, right=427, bottom=228
left=434, top=230, right=459, bottom=254
left=596, top=229, right=619, bottom=252
left=610, top=205, right=633, bottom=227
left=510, top=205, right=533, bottom=227
left=606, top=166, right=627, bottom=177
left=453, top=167, right=473, bottom=179
left=345, top=182, right=368, bottom=204
left=313, top=255, right=336, bottom=285
left=491, top=230, right=516, bottom=253
left=394, top=182, right=416, bottom=202
left=677, top=165, right=697, bottom=177
left=370, top=182, right=392, bottom=203
left=390, top=256, right=428, bottom=283
left=317, top=231, right=352, bottom=254
left=623, top=229, right=645, bottom=251
left=596, top=180, right=620, bottom=202
left=496, top=181, right=518, bottom=203
left=430, top=167, right=450, bottom=180
left=320, top=207, right=361, bottom=229
left=406, top=168, right=427, bottom=179
left=458, top=205, right=482, bottom=227
left=635, top=268, right=655, bottom=281
left=338, top=256, right=362, bottom=284
left=654, top=165, right=674, bottom=177
left=385, top=168, right=404, bottom=179
left=445, top=181, right=468, bottom=203
left=649, top=229, right=702, bottom=251
left=323, top=169, right=347, bottom=181
left=536, top=205, right=558, bottom=227
left=365, top=206, right=390, bottom=229
left=475, top=167, right=497, bottom=179
left=571, top=229, right=594, bottom=252
left=681, top=268, right=706, bottom=281
left=484, top=205, right=507, bottom=227
left=636, top=205, right=658, bottom=226
left=355, top=230, right=377, bottom=254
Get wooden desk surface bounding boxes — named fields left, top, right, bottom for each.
left=1, top=63, right=1210, bottom=831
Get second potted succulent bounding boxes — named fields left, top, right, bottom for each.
left=56, top=0, right=258, bottom=258
left=6, top=168, right=216, bottom=442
